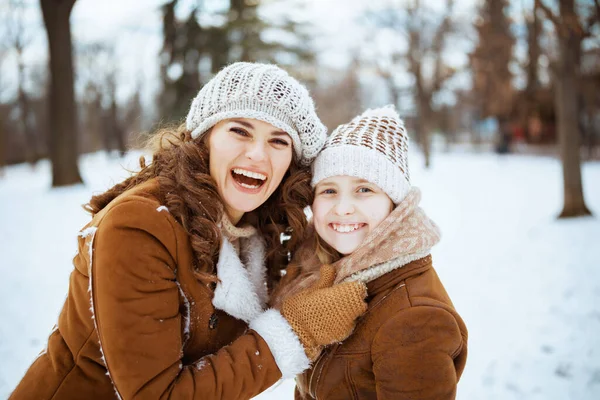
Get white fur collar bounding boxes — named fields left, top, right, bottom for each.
left=212, top=234, right=268, bottom=323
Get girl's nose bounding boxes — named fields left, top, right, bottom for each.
left=334, top=198, right=355, bottom=215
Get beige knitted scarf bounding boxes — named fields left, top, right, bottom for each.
left=272, top=188, right=440, bottom=306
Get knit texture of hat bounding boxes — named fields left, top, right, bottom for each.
left=311, top=105, right=410, bottom=204
left=185, top=62, right=327, bottom=166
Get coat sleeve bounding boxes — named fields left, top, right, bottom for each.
left=371, top=306, right=465, bottom=400
left=90, top=200, right=308, bottom=400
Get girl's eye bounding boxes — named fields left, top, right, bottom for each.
left=358, top=187, right=373, bottom=193
left=231, top=127, right=250, bottom=137
left=321, top=188, right=336, bottom=195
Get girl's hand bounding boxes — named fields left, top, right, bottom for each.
left=280, top=264, right=368, bottom=360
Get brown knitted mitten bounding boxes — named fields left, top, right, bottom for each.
left=281, top=264, right=368, bottom=360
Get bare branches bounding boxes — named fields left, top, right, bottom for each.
left=6, top=0, right=32, bottom=54
left=583, top=0, right=600, bottom=37
left=431, top=0, right=454, bottom=93
left=535, top=0, right=562, bottom=29
left=537, top=0, right=599, bottom=39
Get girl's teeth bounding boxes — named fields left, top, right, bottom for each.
left=333, top=224, right=362, bottom=233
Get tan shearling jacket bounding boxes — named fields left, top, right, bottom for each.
left=10, top=179, right=309, bottom=400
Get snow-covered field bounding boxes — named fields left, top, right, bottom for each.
left=1, top=150, right=599, bottom=399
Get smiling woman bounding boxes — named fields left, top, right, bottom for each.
left=208, top=118, right=294, bottom=224
left=8, top=62, right=370, bottom=400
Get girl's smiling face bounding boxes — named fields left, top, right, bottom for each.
left=312, top=176, right=394, bottom=255
left=207, top=118, right=293, bottom=224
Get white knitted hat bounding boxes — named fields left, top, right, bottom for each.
left=185, top=62, right=327, bottom=166
left=311, top=105, right=410, bottom=204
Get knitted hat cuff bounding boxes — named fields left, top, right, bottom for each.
left=185, top=62, right=327, bottom=165
left=311, top=145, right=411, bottom=204
left=190, top=103, right=302, bottom=161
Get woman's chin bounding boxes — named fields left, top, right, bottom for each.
left=223, top=198, right=263, bottom=215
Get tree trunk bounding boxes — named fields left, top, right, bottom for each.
left=109, top=98, right=126, bottom=157
left=18, top=85, right=39, bottom=165
left=417, top=93, right=432, bottom=169
left=40, top=0, right=82, bottom=187
left=555, top=0, right=591, bottom=218
left=0, top=114, right=5, bottom=176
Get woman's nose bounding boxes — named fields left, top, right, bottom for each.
left=245, top=141, right=267, bottom=162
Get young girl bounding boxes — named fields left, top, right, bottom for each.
left=272, top=106, right=468, bottom=400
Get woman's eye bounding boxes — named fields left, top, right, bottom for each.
left=358, top=187, right=373, bottom=193
left=231, top=127, right=250, bottom=137
left=321, top=189, right=336, bottom=195
left=271, top=139, right=290, bottom=147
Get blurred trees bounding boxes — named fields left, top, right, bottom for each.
left=312, top=58, right=362, bottom=131
left=535, top=0, right=598, bottom=217
left=7, top=0, right=40, bottom=166
left=406, top=0, right=455, bottom=167
left=40, top=0, right=82, bottom=186
left=0, top=0, right=597, bottom=212
left=365, top=0, right=457, bottom=168
left=470, top=0, right=515, bottom=153
left=525, top=1, right=541, bottom=111
left=158, top=0, right=316, bottom=122
left=78, top=42, right=127, bottom=157
left=0, top=24, right=8, bottom=175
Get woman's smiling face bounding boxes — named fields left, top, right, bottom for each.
left=207, top=118, right=293, bottom=224
left=312, top=176, right=394, bottom=255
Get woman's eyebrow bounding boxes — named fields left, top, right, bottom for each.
left=230, top=119, right=255, bottom=129
left=230, top=120, right=287, bottom=137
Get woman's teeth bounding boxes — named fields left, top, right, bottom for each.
left=232, top=168, right=267, bottom=189
left=232, top=168, right=267, bottom=181
left=331, top=223, right=364, bottom=233
left=239, top=182, right=261, bottom=189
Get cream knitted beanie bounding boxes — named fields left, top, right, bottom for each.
left=185, top=62, right=327, bottom=166
left=311, top=105, right=410, bottom=204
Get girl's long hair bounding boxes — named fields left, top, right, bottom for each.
left=84, top=123, right=313, bottom=287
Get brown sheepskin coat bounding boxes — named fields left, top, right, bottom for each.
left=9, top=179, right=295, bottom=400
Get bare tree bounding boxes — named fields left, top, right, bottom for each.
left=312, top=59, right=363, bottom=131
left=7, top=0, right=39, bottom=165
left=536, top=0, right=598, bottom=217
left=406, top=0, right=455, bottom=167
left=104, top=71, right=126, bottom=157
left=367, top=0, right=456, bottom=168
left=40, top=0, right=82, bottom=186
left=0, top=30, right=8, bottom=176
left=525, top=1, right=541, bottom=98
left=470, top=0, right=515, bottom=153
left=123, top=81, right=144, bottom=147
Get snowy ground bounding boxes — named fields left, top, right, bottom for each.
left=1, top=150, right=599, bottom=399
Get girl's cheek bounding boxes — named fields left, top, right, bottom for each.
left=312, top=202, right=328, bottom=224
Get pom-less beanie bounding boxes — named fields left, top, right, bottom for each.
left=185, top=62, right=327, bottom=166
left=311, top=105, right=411, bottom=204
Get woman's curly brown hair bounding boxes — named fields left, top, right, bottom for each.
left=84, top=123, right=313, bottom=288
